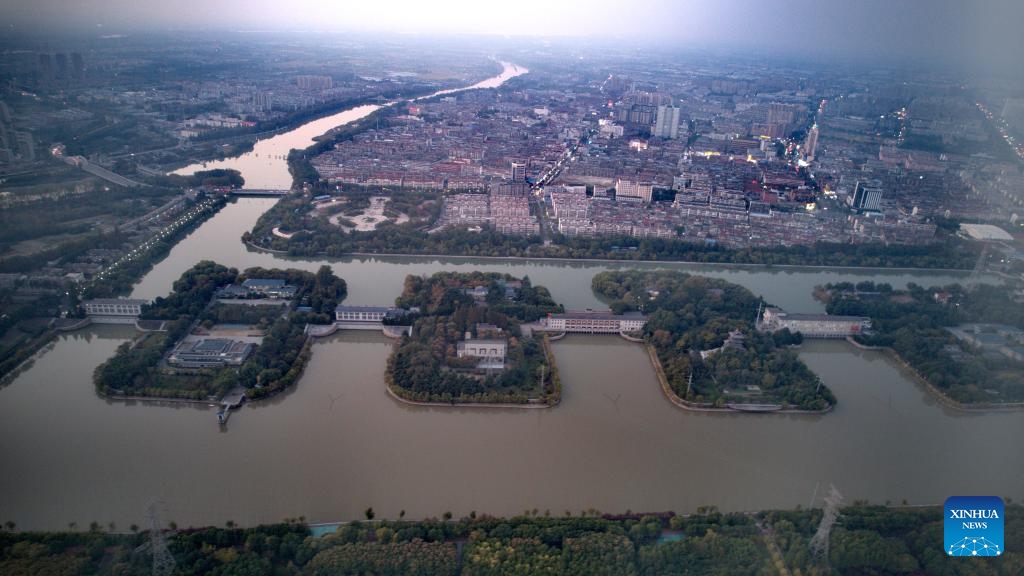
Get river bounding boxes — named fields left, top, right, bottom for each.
left=173, top=61, right=527, bottom=190
left=0, top=64, right=1020, bottom=531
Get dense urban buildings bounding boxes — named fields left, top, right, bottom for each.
left=297, top=50, right=1024, bottom=250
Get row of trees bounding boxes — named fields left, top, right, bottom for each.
left=247, top=188, right=979, bottom=270
left=768, top=504, right=1024, bottom=575
left=3, top=505, right=1020, bottom=575
left=592, top=270, right=833, bottom=410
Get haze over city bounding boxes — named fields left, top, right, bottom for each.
left=3, top=0, right=1024, bottom=71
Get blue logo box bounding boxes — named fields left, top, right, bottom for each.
left=944, top=496, right=1004, bottom=557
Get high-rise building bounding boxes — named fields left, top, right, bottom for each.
left=71, top=52, right=84, bottom=79
left=804, top=124, right=819, bottom=159
left=850, top=180, right=883, bottom=212
left=510, top=161, right=527, bottom=182
left=55, top=53, right=69, bottom=79
left=767, top=103, right=799, bottom=126
left=252, top=92, right=274, bottom=112
left=296, top=75, right=333, bottom=90
left=37, top=53, right=54, bottom=82
left=614, top=179, right=653, bottom=203
left=654, top=105, right=681, bottom=139
left=14, top=131, right=34, bottom=162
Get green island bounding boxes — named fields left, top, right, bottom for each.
left=386, top=272, right=563, bottom=405
left=820, top=281, right=1024, bottom=406
left=94, top=261, right=346, bottom=401
left=1, top=504, right=1020, bottom=575
left=245, top=187, right=981, bottom=269
left=592, top=270, right=833, bottom=411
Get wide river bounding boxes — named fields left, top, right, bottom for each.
left=1, top=66, right=1021, bottom=531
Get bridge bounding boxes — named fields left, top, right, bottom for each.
left=63, top=155, right=145, bottom=187
left=229, top=189, right=289, bottom=197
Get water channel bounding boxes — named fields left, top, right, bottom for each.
left=173, top=61, right=527, bottom=190
left=0, top=64, right=1021, bottom=531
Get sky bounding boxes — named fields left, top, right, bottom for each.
left=4, top=0, right=1023, bottom=70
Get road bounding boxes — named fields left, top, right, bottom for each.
left=530, top=128, right=595, bottom=242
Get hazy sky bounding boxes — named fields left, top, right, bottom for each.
left=5, top=0, right=1023, bottom=69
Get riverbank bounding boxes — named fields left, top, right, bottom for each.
left=884, top=343, right=1024, bottom=412
left=4, top=503, right=1000, bottom=576
left=839, top=334, right=1024, bottom=409
left=844, top=335, right=1024, bottom=411
left=244, top=240, right=986, bottom=276
left=169, top=70, right=505, bottom=178
left=99, top=391, right=214, bottom=406
left=340, top=251, right=980, bottom=274
left=0, top=332, right=56, bottom=387
left=384, top=380, right=551, bottom=409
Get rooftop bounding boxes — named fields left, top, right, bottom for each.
left=83, top=298, right=148, bottom=306
left=459, top=338, right=507, bottom=346
left=960, top=223, right=1013, bottom=241
left=780, top=312, right=871, bottom=322
left=552, top=310, right=646, bottom=320
left=335, top=305, right=403, bottom=314
left=242, top=278, right=287, bottom=287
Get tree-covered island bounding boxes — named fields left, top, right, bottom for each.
left=592, top=270, right=833, bottom=411
left=94, top=261, right=346, bottom=401
left=820, top=281, right=1024, bottom=406
left=386, top=272, right=564, bottom=405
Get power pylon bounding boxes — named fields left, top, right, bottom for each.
left=968, top=242, right=990, bottom=286
left=809, top=485, right=843, bottom=565
left=146, top=502, right=177, bottom=576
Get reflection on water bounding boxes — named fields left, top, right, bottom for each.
left=0, top=329, right=1020, bottom=531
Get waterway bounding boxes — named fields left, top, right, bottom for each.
left=1, top=326, right=1020, bottom=531
left=131, top=198, right=987, bottom=315
left=173, top=61, right=527, bottom=190
left=1, top=63, right=1020, bottom=531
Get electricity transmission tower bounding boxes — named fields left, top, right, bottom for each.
left=809, top=485, right=844, bottom=565
left=968, top=242, right=990, bottom=286
left=146, top=502, right=177, bottom=576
